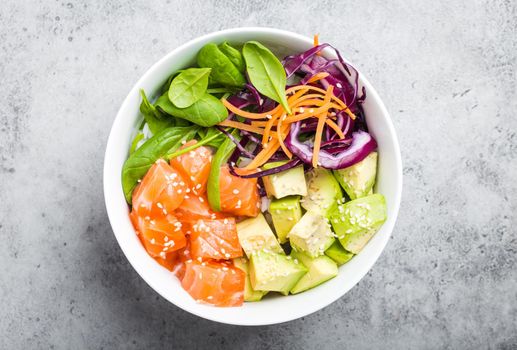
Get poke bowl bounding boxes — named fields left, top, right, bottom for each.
left=103, top=27, right=402, bottom=325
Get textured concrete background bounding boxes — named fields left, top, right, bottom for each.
left=1, top=0, right=516, bottom=349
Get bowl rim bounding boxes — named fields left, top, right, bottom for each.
left=104, top=27, right=402, bottom=325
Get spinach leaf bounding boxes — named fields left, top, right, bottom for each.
left=197, top=43, right=246, bottom=88
left=155, top=92, right=228, bottom=127
left=129, top=132, right=144, bottom=154
left=242, top=41, right=291, bottom=113
left=196, top=127, right=228, bottom=148
left=206, top=86, right=241, bottom=94
left=122, top=125, right=199, bottom=203
left=218, top=42, right=245, bottom=73
left=207, top=132, right=238, bottom=211
left=139, top=90, right=175, bottom=134
left=168, top=68, right=211, bottom=108
left=166, top=127, right=225, bottom=160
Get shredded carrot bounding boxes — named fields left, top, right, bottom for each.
left=222, top=99, right=281, bottom=120
left=219, top=83, right=357, bottom=170
left=286, top=85, right=356, bottom=119
left=218, top=120, right=265, bottom=135
left=325, top=119, right=345, bottom=139
left=312, top=86, right=334, bottom=167
left=277, top=115, right=292, bottom=159
left=306, top=72, right=329, bottom=84
left=243, top=139, right=280, bottom=170
left=313, top=34, right=319, bottom=47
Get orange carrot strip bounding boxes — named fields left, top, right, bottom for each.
left=218, top=120, right=265, bottom=135
left=306, top=72, right=329, bottom=84
left=262, top=112, right=281, bottom=144
left=325, top=119, right=345, bottom=139
left=222, top=99, right=281, bottom=120
left=286, top=85, right=356, bottom=119
left=312, top=86, right=334, bottom=167
left=277, top=115, right=292, bottom=159
left=312, top=116, right=326, bottom=168
left=243, top=139, right=280, bottom=170
left=313, top=34, right=319, bottom=47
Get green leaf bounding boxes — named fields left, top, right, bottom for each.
left=196, top=127, right=228, bottom=148
left=155, top=92, right=228, bottom=127
left=207, top=132, right=239, bottom=211
left=206, top=86, right=241, bottom=94
left=129, top=132, right=144, bottom=154
left=242, top=41, right=291, bottom=113
left=197, top=43, right=246, bottom=87
left=139, top=90, right=175, bottom=134
left=166, top=127, right=226, bottom=160
left=218, top=42, right=245, bottom=73
left=168, top=68, right=211, bottom=108
left=121, top=126, right=199, bottom=203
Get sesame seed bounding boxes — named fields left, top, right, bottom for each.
left=232, top=189, right=239, bottom=195
left=299, top=107, right=305, bottom=113
left=185, top=188, right=191, bottom=193
left=336, top=82, right=342, bottom=88
left=223, top=219, right=229, bottom=224
left=150, top=238, right=156, bottom=244
left=225, top=253, right=231, bottom=258
left=137, top=179, right=142, bottom=183
left=309, top=108, right=314, bottom=113
left=207, top=296, right=213, bottom=300
left=157, top=202, right=163, bottom=208
left=181, top=140, right=187, bottom=145
left=190, top=176, right=196, bottom=181
left=164, top=236, right=169, bottom=242
left=198, top=197, right=204, bottom=202
left=177, top=189, right=182, bottom=194
left=195, top=184, right=202, bottom=189
left=159, top=252, right=166, bottom=258
left=222, top=267, right=229, bottom=271
left=199, top=273, right=203, bottom=280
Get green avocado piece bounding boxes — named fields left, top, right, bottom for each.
left=329, top=194, right=387, bottom=254
left=302, top=168, right=342, bottom=216
left=269, top=196, right=302, bottom=243
left=249, top=251, right=307, bottom=294
left=333, top=151, right=378, bottom=200
left=262, top=161, right=307, bottom=199
left=290, top=251, right=338, bottom=294
left=233, top=257, right=268, bottom=301
left=288, top=211, right=335, bottom=258
left=236, top=213, right=284, bottom=257
left=325, top=240, right=354, bottom=265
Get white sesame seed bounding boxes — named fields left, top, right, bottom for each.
left=232, top=189, right=239, bottom=195
left=198, top=197, right=204, bottom=202
left=225, top=253, right=231, bottom=258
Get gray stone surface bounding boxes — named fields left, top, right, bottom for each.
left=0, top=0, right=516, bottom=348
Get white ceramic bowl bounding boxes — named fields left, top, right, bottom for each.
left=104, top=27, right=402, bottom=326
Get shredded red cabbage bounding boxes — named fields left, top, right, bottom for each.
left=285, top=121, right=377, bottom=170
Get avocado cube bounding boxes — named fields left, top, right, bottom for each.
left=333, top=152, right=377, bottom=200
left=262, top=161, right=307, bottom=199
left=329, top=194, right=387, bottom=254
left=288, top=212, right=335, bottom=258
left=290, top=251, right=338, bottom=294
left=233, top=257, right=268, bottom=301
left=236, top=213, right=284, bottom=257
left=269, top=196, right=302, bottom=243
left=325, top=240, right=354, bottom=265
left=302, top=168, right=342, bottom=216
left=249, top=251, right=307, bottom=294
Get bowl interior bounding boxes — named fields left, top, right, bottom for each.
left=104, top=28, right=402, bottom=326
